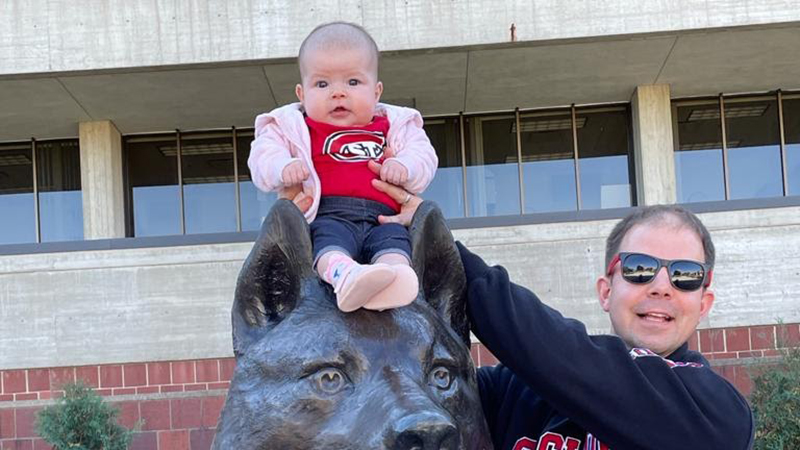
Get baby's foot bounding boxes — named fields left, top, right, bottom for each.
left=333, top=263, right=396, bottom=312
left=362, top=265, right=419, bottom=311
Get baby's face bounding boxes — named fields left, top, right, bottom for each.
left=296, top=46, right=383, bottom=127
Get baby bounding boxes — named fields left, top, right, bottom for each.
left=248, top=22, right=438, bottom=312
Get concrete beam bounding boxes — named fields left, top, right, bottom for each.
left=631, top=84, right=676, bottom=205
left=79, top=121, right=125, bottom=239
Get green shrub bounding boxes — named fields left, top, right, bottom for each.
left=750, top=347, right=800, bottom=450
left=36, top=382, right=137, bottom=450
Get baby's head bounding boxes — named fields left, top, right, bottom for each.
left=295, top=22, right=383, bottom=127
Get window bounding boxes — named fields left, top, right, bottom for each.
left=519, top=110, right=576, bottom=213
left=423, top=117, right=464, bottom=219
left=674, top=92, right=799, bottom=203
left=674, top=100, right=726, bottom=203
left=36, top=140, right=84, bottom=242
left=180, top=131, right=237, bottom=234
left=238, top=129, right=277, bottom=231
left=0, top=142, right=35, bottom=245
left=576, top=106, right=632, bottom=209
left=784, top=96, right=800, bottom=196
left=127, top=134, right=181, bottom=237
left=464, top=115, right=521, bottom=217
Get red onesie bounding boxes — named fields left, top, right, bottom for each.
left=306, top=115, right=399, bottom=211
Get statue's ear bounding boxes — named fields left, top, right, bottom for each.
left=231, top=199, right=314, bottom=357
left=410, top=201, right=470, bottom=347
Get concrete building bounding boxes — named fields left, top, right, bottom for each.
left=1, top=1, right=799, bottom=448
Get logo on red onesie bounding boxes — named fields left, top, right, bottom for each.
left=512, top=432, right=609, bottom=450
left=323, top=130, right=386, bottom=162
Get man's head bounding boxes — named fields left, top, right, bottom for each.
left=597, top=205, right=716, bottom=357
left=295, top=22, right=383, bottom=127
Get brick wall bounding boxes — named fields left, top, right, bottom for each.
left=2, top=323, right=798, bottom=450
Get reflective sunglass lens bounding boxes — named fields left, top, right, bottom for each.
left=621, top=253, right=658, bottom=283
left=669, top=261, right=705, bottom=291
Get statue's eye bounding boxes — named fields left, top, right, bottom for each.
left=428, top=366, right=453, bottom=390
left=313, top=368, right=347, bottom=394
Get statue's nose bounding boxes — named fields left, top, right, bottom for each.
left=388, top=411, right=459, bottom=450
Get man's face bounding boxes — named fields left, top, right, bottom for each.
left=596, top=221, right=715, bottom=357
left=296, top=46, right=382, bottom=127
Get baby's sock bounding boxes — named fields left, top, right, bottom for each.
left=322, top=253, right=396, bottom=312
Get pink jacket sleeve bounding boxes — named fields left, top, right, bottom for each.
left=247, top=114, right=299, bottom=193
left=389, top=110, right=439, bottom=194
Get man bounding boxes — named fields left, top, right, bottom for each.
left=284, top=175, right=755, bottom=449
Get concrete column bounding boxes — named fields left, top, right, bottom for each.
left=79, top=121, right=125, bottom=239
left=631, top=84, right=676, bottom=205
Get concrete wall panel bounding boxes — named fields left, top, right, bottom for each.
left=3, top=0, right=800, bottom=76
left=2, top=206, right=798, bottom=370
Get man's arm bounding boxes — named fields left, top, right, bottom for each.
left=458, top=242, right=754, bottom=450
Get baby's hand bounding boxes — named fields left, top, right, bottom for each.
left=380, top=159, right=408, bottom=186
left=281, top=160, right=310, bottom=186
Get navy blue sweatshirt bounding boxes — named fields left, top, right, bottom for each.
left=457, top=242, right=754, bottom=450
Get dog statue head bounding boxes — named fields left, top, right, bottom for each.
left=213, top=199, right=492, bottom=449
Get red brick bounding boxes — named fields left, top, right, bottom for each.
left=148, top=362, right=172, bottom=385
left=687, top=331, right=698, bottom=351
left=99, top=365, right=123, bottom=388
left=219, top=358, right=235, bottom=382
left=140, top=400, right=171, bottom=431
left=201, top=396, right=225, bottom=427
left=15, top=408, right=39, bottom=438
left=136, top=386, right=160, bottom=395
left=2, top=372, right=26, bottom=394
left=37, top=393, right=51, bottom=401
left=732, top=366, right=754, bottom=397
left=2, top=440, right=33, bottom=450
left=171, top=398, right=203, bottom=429
left=161, top=385, right=184, bottom=394
left=26, top=370, right=49, bottom=392
left=75, top=366, right=99, bottom=388
left=190, top=428, right=216, bottom=450
left=32, top=439, right=51, bottom=450
left=0, top=409, right=15, bottom=439
left=130, top=432, right=158, bottom=450
left=48, top=368, right=74, bottom=390
left=208, top=382, right=229, bottom=390
left=159, top=430, right=190, bottom=450
left=725, top=328, right=750, bottom=352
left=764, top=349, right=783, bottom=357
left=705, top=352, right=738, bottom=360
left=699, top=328, right=725, bottom=353
left=112, top=388, right=136, bottom=396
left=13, top=394, right=37, bottom=402
left=172, top=362, right=195, bottom=384
left=750, top=325, right=775, bottom=350
left=195, top=360, right=219, bottom=383
left=115, top=401, right=140, bottom=429
left=478, top=346, right=499, bottom=367
left=185, top=384, right=206, bottom=392
left=95, top=389, right=112, bottom=397
left=124, top=364, right=147, bottom=387
left=0, top=395, right=13, bottom=402
left=776, top=323, right=800, bottom=348
left=737, top=351, right=763, bottom=358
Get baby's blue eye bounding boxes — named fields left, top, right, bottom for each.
left=348, top=79, right=360, bottom=86
left=315, top=81, right=328, bottom=88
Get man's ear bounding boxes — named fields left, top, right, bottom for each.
left=699, top=288, right=715, bottom=319
left=295, top=83, right=304, bottom=103
left=597, top=276, right=612, bottom=312
left=375, top=81, right=383, bottom=102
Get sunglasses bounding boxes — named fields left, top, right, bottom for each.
left=606, top=252, right=712, bottom=292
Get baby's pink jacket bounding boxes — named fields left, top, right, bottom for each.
left=248, top=102, right=438, bottom=222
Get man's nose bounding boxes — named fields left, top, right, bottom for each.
left=647, top=266, right=673, bottom=296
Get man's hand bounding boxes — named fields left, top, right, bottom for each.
left=380, top=158, right=408, bottom=186
left=281, top=160, right=310, bottom=186
left=368, top=159, right=421, bottom=227
left=279, top=184, right=313, bottom=214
